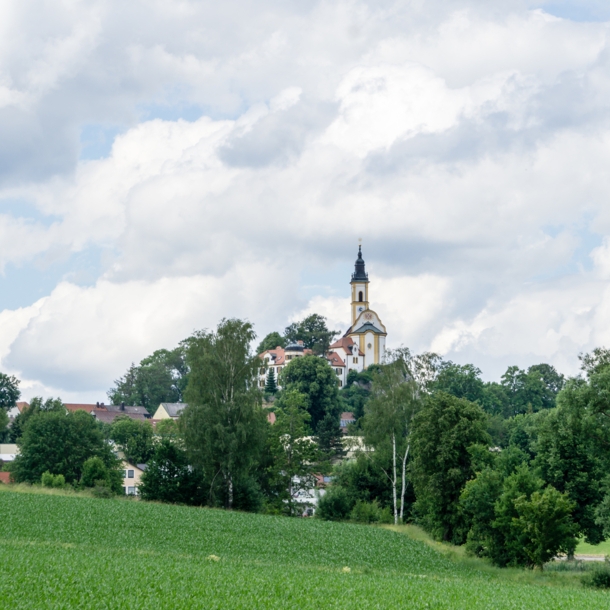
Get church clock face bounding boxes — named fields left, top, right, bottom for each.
left=357, top=306, right=365, bottom=314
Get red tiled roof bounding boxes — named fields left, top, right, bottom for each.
left=258, top=347, right=313, bottom=367
left=340, top=412, right=355, bottom=421
left=16, top=402, right=29, bottom=413
left=329, top=336, right=364, bottom=356
left=65, top=404, right=99, bottom=413
left=0, top=472, right=12, bottom=484
left=326, top=351, right=345, bottom=367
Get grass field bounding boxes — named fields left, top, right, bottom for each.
left=577, top=538, right=610, bottom=556
left=0, top=486, right=608, bottom=609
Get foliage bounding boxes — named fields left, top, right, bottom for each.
left=108, top=346, right=188, bottom=413
left=256, top=331, right=286, bottom=355
left=0, top=372, right=20, bottom=410
left=80, top=457, right=122, bottom=494
left=364, top=352, right=422, bottom=524
left=582, top=561, right=610, bottom=589
left=264, top=367, right=278, bottom=395
left=12, top=409, right=118, bottom=485
left=433, top=362, right=484, bottom=404
left=316, top=486, right=352, bottom=521
left=182, top=318, right=267, bottom=509
left=340, top=370, right=372, bottom=421
left=266, top=390, right=325, bottom=515
left=512, top=486, right=577, bottom=570
left=154, top=418, right=180, bottom=440
left=534, top=383, right=606, bottom=544
left=579, top=347, right=610, bottom=377
left=410, top=392, right=490, bottom=543
left=8, top=397, right=65, bottom=442
left=280, top=354, right=340, bottom=431
left=350, top=499, right=381, bottom=523
left=499, top=364, right=564, bottom=416
left=0, top=407, right=8, bottom=442
left=139, top=439, right=202, bottom=505
left=315, top=412, right=344, bottom=460
left=110, top=417, right=154, bottom=465
left=284, top=313, right=339, bottom=356
left=41, top=471, right=66, bottom=488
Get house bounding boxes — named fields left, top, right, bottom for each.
left=121, top=461, right=146, bottom=495
left=64, top=403, right=98, bottom=414
left=0, top=472, right=12, bottom=484
left=0, top=444, right=18, bottom=462
left=92, top=404, right=150, bottom=424
left=327, top=337, right=365, bottom=388
left=153, top=403, right=187, bottom=420
left=257, top=341, right=311, bottom=390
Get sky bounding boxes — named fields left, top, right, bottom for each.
left=2, top=0, right=610, bottom=402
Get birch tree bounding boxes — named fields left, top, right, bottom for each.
left=363, top=348, right=435, bottom=524
left=182, top=319, right=267, bottom=509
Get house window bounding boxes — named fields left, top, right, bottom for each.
left=122, top=470, right=127, bottom=478
left=358, top=291, right=363, bottom=302
left=123, top=487, right=127, bottom=495
left=127, top=487, right=136, bottom=495
left=353, top=357, right=358, bottom=364
left=128, top=470, right=134, bottom=479
left=286, top=355, right=292, bottom=361
left=260, top=367, right=266, bottom=374
left=336, top=369, right=341, bottom=375
left=338, top=380, right=343, bottom=387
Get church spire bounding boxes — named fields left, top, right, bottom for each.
left=351, top=245, right=369, bottom=282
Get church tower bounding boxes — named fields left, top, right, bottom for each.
left=346, top=246, right=387, bottom=366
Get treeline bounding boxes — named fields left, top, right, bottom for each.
left=3, top=318, right=610, bottom=571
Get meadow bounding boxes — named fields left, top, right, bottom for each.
left=0, top=486, right=607, bottom=609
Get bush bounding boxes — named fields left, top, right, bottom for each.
left=350, top=500, right=381, bottom=524
left=582, top=560, right=610, bottom=589
left=316, top=486, right=352, bottom=521
left=41, top=471, right=54, bottom=487
left=91, top=483, right=115, bottom=499
left=52, top=474, right=65, bottom=488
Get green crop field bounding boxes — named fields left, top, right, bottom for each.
left=0, top=487, right=607, bottom=609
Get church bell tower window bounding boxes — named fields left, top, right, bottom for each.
left=358, top=291, right=363, bottom=302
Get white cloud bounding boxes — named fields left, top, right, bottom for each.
left=2, top=1, right=610, bottom=394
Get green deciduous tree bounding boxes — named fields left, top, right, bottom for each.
left=315, top=412, right=345, bottom=460
left=433, top=362, right=484, bottom=404
left=80, top=456, right=122, bottom=494
left=410, top=392, right=490, bottom=543
left=12, top=409, right=118, bottom=485
left=256, top=332, right=286, bottom=355
left=267, top=390, right=325, bottom=515
left=513, top=486, right=577, bottom=570
left=108, top=346, right=188, bottom=413
left=280, top=354, right=340, bottom=432
left=110, top=416, right=155, bottom=465
left=139, top=439, right=202, bottom=505
left=284, top=313, right=339, bottom=356
left=8, top=397, right=65, bottom=442
left=181, top=318, right=267, bottom=509
left=0, top=372, right=20, bottom=411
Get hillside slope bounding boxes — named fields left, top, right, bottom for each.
left=0, top=488, right=606, bottom=609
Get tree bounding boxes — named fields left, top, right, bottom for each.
left=315, top=412, right=345, bottom=460
left=256, top=332, right=286, bottom=355
left=108, top=346, right=188, bottom=412
left=181, top=318, right=267, bottom=509
left=265, top=368, right=278, bottom=395
left=433, top=362, right=484, bottom=404
left=579, top=347, right=610, bottom=377
left=534, top=381, right=606, bottom=544
left=513, top=487, right=577, bottom=570
left=364, top=355, right=421, bottom=524
left=110, top=416, right=155, bottom=465
left=284, top=314, right=339, bottom=356
left=12, top=410, right=117, bottom=485
left=80, top=456, right=122, bottom=494
left=410, top=392, right=490, bottom=543
left=280, top=354, right=340, bottom=432
left=267, top=390, right=324, bottom=516
left=0, top=407, right=8, bottom=442
left=8, top=397, right=65, bottom=442
left=139, top=439, right=202, bottom=504
left=0, top=372, right=20, bottom=410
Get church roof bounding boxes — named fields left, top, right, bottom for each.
left=329, top=336, right=364, bottom=356
left=351, top=245, right=369, bottom=282
left=349, top=322, right=386, bottom=335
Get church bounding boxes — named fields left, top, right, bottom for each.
left=258, top=246, right=388, bottom=388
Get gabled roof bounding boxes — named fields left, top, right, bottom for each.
left=106, top=405, right=150, bottom=417
left=92, top=409, right=147, bottom=424
left=329, top=336, right=364, bottom=356
left=326, top=351, right=345, bottom=367
left=16, top=402, right=29, bottom=413
left=65, top=404, right=98, bottom=413
left=159, top=403, right=187, bottom=418
left=349, top=322, right=385, bottom=335
left=258, top=346, right=312, bottom=366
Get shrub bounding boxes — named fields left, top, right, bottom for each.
left=52, top=474, right=65, bottom=488
left=41, top=471, right=54, bottom=487
left=350, top=500, right=380, bottom=524
left=582, top=560, right=610, bottom=589
left=91, top=483, right=115, bottom=499
left=316, top=486, right=352, bottom=521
